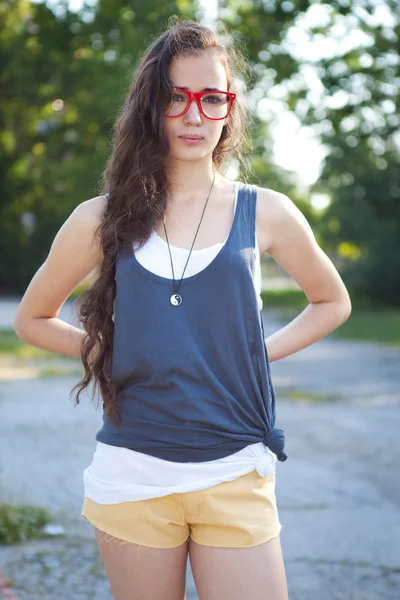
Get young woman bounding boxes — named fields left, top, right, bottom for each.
left=14, top=18, right=351, bottom=600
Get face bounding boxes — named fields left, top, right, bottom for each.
left=164, top=53, right=230, bottom=163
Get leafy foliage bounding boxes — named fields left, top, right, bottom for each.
left=0, top=503, right=53, bottom=545
left=2, top=0, right=399, bottom=305
left=1, top=0, right=200, bottom=291
left=219, top=0, right=400, bottom=305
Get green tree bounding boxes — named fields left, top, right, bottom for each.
left=218, top=0, right=400, bottom=306
left=0, top=0, right=200, bottom=292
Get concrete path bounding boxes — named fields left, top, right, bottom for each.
left=0, top=299, right=399, bottom=599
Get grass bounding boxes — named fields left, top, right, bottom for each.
left=331, top=310, right=400, bottom=345
left=69, top=281, right=88, bottom=300
left=2, top=288, right=399, bottom=361
left=0, top=329, right=23, bottom=355
left=0, top=503, right=53, bottom=545
left=281, top=389, right=338, bottom=403
left=261, top=289, right=400, bottom=345
left=261, top=288, right=309, bottom=310
left=0, top=330, right=76, bottom=361
left=0, top=330, right=81, bottom=378
left=39, top=366, right=82, bottom=377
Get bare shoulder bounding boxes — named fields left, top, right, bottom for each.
left=14, top=194, right=109, bottom=326
left=254, top=185, right=304, bottom=255
left=76, top=194, right=108, bottom=227
left=72, top=194, right=108, bottom=250
left=254, top=184, right=351, bottom=311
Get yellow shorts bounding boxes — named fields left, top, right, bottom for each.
left=81, top=468, right=284, bottom=549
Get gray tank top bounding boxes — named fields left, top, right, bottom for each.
left=96, top=182, right=288, bottom=463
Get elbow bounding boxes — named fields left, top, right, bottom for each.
left=338, top=293, right=352, bottom=324
left=14, top=316, right=32, bottom=343
left=14, top=321, right=27, bottom=343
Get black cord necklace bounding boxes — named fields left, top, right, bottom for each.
left=163, top=170, right=216, bottom=306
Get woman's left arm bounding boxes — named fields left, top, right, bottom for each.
left=257, top=187, right=352, bottom=363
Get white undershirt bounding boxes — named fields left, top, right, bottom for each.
left=83, top=183, right=274, bottom=504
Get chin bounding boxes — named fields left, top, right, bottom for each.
left=168, top=148, right=210, bottom=161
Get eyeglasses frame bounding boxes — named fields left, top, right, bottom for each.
left=165, top=87, right=237, bottom=121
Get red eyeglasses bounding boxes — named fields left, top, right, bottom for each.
left=165, top=87, right=237, bottom=121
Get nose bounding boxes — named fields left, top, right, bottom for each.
left=183, top=98, right=202, bottom=124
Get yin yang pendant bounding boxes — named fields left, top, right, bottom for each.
left=170, top=293, right=182, bottom=306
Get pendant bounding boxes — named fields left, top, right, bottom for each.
left=170, top=293, right=182, bottom=306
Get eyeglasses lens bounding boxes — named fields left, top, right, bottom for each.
left=165, top=91, right=231, bottom=119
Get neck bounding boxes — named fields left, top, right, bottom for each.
left=166, top=161, right=219, bottom=205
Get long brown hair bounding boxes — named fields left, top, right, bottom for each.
left=71, top=16, right=252, bottom=425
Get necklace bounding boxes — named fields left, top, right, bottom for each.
left=163, top=170, right=216, bottom=306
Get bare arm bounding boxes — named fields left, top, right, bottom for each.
left=257, top=187, right=352, bottom=362
left=14, top=196, right=107, bottom=359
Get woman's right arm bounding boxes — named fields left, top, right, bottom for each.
left=14, top=195, right=107, bottom=359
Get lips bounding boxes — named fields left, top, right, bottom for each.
left=179, top=135, right=203, bottom=140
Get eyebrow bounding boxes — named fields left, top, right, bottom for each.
left=172, top=85, right=222, bottom=91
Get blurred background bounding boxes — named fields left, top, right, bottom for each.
left=1, top=0, right=400, bottom=338
left=0, top=1, right=399, bottom=599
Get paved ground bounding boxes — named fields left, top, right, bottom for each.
left=0, top=299, right=399, bottom=599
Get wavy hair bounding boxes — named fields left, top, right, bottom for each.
left=71, top=16, right=253, bottom=426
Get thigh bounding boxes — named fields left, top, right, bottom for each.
left=189, top=535, right=288, bottom=600
left=95, top=526, right=189, bottom=600
left=82, top=493, right=190, bottom=599
left=187, top=469, right=287, bottom=599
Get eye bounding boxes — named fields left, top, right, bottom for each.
left=171, top=92, right=186, bottom=102
left=202, top=93, right=226, bottom=105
